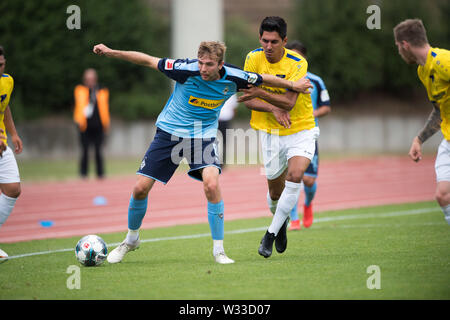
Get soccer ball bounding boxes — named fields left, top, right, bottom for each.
left=75, top=235, right=108, bottom=266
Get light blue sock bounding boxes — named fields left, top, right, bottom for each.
left=127, top=195, right=148, bottom=230
left=290, top=201, right=299, bottom=221
left=208, top=200, right=224, bottom=240
left=304, top=182, right=317, bottom=206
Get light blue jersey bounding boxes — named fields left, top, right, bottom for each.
left=306, top=72, right=330, bottom=126
left=156, top=58, right=262, bottom=138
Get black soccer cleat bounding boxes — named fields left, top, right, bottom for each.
left=275, top=217, right=289, bottom=253
left=258, top=230, right=276, bottom=258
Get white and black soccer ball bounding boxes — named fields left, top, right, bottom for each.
left=75, top=235, right=108, bottom=266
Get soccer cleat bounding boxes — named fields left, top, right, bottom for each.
left=107, top=239, right=141, bottom=264
left=275, top=217, right=289, bottom=253
left=214, top=252, right=235, bottom=264
left=289, top=219, right=301, bottom=231
left=0, top=248, right=8, bottom=263
left=303, top=203, right=314, bottom=228
left=258, top=230, right=276, bottom=258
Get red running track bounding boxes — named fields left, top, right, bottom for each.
left=0, top=156, right=435, bottom=243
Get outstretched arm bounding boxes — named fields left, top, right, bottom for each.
left=93, top=44, right=160, bottom=70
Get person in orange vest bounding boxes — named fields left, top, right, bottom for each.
left=73, top=68, right=110, bottom=179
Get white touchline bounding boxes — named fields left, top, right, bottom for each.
left=5, top=206, right=441, bottom=260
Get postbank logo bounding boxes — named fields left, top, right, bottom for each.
left=188, top=96, right=224, bottom=109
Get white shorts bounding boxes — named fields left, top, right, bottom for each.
left=0, top=146, right=21, bottom=184
left=260, top=127, right=320, bottom=180
left=435, top=139, right=450, bottom=182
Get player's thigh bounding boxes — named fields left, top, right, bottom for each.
left=435, top=139, right=450, bottom=183
left=0, top=147, right=21, bottom=197
left=259, top=131, right=288, bottom=182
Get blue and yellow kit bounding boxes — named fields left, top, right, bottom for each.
left=244, top=48, right=315, bottom=135
left=417, top=47, right=450, bottom=140
left=0, top=73, right=13, bottom=145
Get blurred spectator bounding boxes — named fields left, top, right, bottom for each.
left=73, top=68, right=110, bottom=179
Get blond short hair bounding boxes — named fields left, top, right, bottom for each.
left=393, top=19, right=429, bottom=47
left=198, top=41, right=226, bottom=63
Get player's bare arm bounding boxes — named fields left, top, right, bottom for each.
left=313, top=105, right=331, bottom=118
left=259, top=75, right=312, bottom=93
left=239, top=86, right=299, bottom=111
left=243, top=98, right=291, bottom=129
left=418, top=103, right=442, bottom=143
left=0, top=129, right=7, bottom=157
left=4, top=106, right=22, bottom=154
left=409, top=103, right=441, bottom=162
left=93, top=44, right=160, bottom=70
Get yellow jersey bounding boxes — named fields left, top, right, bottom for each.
left=417, top=47, right=450, bottom=140
left=244, top=47, right=315, bottom=135
left=0, top=73, right=14, bottom=145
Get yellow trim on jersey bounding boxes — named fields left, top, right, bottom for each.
left=188, top=96, right=224, bottom=109
left=244, top=48, right=315, bottom=136
left=417, top=47, right=450, bottom=140
left=0, top=73, right=14, bottom=145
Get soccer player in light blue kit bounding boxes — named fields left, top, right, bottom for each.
left=92, top=42, right=312, bottom=264
left=285, top=41, right=331, bottom=230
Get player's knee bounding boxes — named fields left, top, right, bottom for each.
left=133, top=183, right=150, bottom=199
left=2, top=184, right=21, bottom=198
left=303, top=176, right=315, bottom=187
left=435, top=188, right=450, bottom=207
left=203, top=178, right=219, bottom=196
left=286, top=171, right=304, bottom=184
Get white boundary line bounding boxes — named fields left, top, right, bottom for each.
left=4, top=206, right=441, bottom=260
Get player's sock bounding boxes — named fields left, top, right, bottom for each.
left=441, top=204, right=450, bottom=225
left=268, top=181, right=302, bottom=236
left=290, top=202, right=300, bottom=221
left=126, top=195, right=148, bottom=243
left=208, top=200, right=224, bottom=241
left=125, top=229, right=140, bottom=244
left=0, top=193, right=17, bottom=227
left=304, top=182, right=317, bottom=206
left=266, top=191, right=278, bottom=214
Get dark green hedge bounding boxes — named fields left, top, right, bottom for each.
left=292, top=0, right=450, bottom=101
left=0, top=0, right=170, bottom=122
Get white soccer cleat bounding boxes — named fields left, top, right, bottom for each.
left=107, top=239, right=140, bottom=264
left=214, top=252, right=235, bottom=264
left=0, top=248, right=8, bottom=263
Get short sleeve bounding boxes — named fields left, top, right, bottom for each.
left=157, top=58, right=199, bottom=84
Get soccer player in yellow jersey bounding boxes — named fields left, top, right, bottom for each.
left=0, top=46, right=23, bottom=262
left=240, top=17, right=318, bottom=258
left=394, top=19, right=450, bottom=225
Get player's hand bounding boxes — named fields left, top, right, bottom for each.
left=93, top=44, right=112, bottom=56
left=272, top=107, right=291, bottom=129
left=10, top=134, right=23, bottom=154
left=408, top=136, right=422, bottom=162
left=292, top=77, right=313, bottom=93
left=237, top=86, right=263, bottom=102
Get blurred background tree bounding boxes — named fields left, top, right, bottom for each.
left=292, top=0, right=450, bottom=102
left=0, top=0, right=170, bottom=122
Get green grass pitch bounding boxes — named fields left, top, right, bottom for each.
left=0, top=201, right=449, bottom=300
